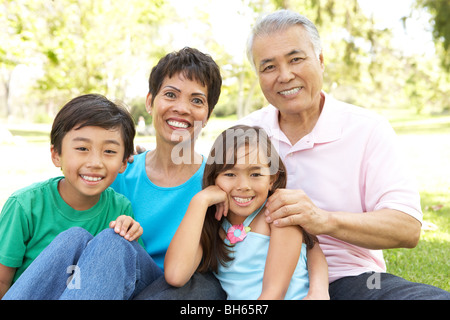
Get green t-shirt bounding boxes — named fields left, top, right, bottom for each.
left=0, top=176, right=137, bottom=283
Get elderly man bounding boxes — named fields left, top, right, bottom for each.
left=240, top=9, right=449, bottom=299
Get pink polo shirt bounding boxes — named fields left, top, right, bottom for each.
left=238, top=92, right=422, bottom=282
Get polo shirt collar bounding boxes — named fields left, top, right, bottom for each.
left=310, top=92, right=343, bottom=144
left=263, top=105, right=291, bottom=146
left=265, top=91, right=343, bottom=148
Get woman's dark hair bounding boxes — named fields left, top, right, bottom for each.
left=148, top=47, right=222, bottom=119
left=50, top=93, right=136, bottom=160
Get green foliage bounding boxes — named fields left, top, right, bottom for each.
left=0, top=0, right=449, bottom=121
left=129, top=96, right=152, bottom=125
left=416, top=0, right=450, bottom=71
left=0, top=0, right=171, bottom=120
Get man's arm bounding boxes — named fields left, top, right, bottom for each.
left=265, top=189, right=421, bottom=250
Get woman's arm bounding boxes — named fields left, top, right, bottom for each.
left=0, top=263, right=16, bottom=299
left=303, top=244, right=329, bottom=300
left=164, top=186, right=227, bottom=287
left=258, top=224, right=303, bottom=300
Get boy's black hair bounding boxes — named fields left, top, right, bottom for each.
left=50, top=94, right=135, bottom=160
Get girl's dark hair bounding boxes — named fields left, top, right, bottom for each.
left=50, top=94, right=136, bottom=160
left=197, top=125, right=318, bottom=273
left=148, top=47, right=222, bottom=119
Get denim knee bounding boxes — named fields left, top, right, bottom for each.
left=90, top=228, right=137, bottom=253
left=94, top=227, right=124, bottom=243
left=59, top=227, right=93, bottom=240
left=50, top=227, right=93, bottom=251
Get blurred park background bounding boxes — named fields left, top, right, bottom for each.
left=0, top=0, right=449, bottom=291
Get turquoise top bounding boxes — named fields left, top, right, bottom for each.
left=111, top=151, right=206, bottom=270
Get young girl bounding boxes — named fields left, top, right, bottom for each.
left=165, top=125, right=329, bottom=299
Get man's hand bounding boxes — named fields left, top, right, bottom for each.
left=264, top=189, right=330, bottom=235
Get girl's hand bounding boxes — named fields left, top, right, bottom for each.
left=109, top=215, right=143, bottom=241
left=198, top=185, right=229, bottom=221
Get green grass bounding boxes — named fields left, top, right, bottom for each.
left=384, top=191, right=450, bottom=291
left=381, top=111, right=450, bottom=292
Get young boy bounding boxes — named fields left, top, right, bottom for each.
left=0, top=94, right=143, bottom=298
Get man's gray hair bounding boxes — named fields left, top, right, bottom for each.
left=246, top=9, right=322, bottom=69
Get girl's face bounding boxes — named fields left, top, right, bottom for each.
left=146, top=72, right=209, bottom=146
left=215, top=145, right=275, bottom=225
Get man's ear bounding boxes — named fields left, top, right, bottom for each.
left=50, top=145, right=62, bottom=168
left=319, top=51, right=325, bottom=71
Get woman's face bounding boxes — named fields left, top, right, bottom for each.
left=147, top=73, right=209, bottom=146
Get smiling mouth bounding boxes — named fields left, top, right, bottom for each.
left=279, top=87, right=302, bottom=96
left=167, top=120, right=190, bottom=129
left=80, top=175, right=104, bottom=183
left=232, top=196, right=255, bottom=206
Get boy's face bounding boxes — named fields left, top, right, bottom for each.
left=51, top=125, right=127, bottom=210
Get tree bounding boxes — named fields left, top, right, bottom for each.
left=0, top=0, right=171, bottom=121
left=415, top=0, right=450, bottom=71
left=266, top=0, right=448, bottom=114
left=0, top=0, right=42, bottom=119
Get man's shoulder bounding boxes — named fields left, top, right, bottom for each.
left=237, top=105, right=277, bottom=126
left=328, top=95, right=385, bottom=123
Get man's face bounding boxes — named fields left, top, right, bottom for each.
left=252, top=25, right=325, bottom=116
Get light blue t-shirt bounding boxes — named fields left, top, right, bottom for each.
left=111, top=151, right=206, bottom=270
left=215, top=209, right=309, bottom=300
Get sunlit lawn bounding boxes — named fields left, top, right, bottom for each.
left=383, top=114, right=450, bottom=292
left=1, top=112, right=449, bottom=292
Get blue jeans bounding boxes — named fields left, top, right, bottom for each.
left=3, top=227, right=162, bottom=300
left=329, top=272, right=450, bottom=300
left=134, top=271, right=226, bottom=300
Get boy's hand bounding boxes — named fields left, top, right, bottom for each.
left=109, top=215, right=143, bottom=241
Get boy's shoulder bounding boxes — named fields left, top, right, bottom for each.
left=102, top=186, right=130, bottom=203
left=1, top=177, right=63, bottom=221
left=101, top=186, right=133, bottom=214
left=9, top=176, right=62, bottom=200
